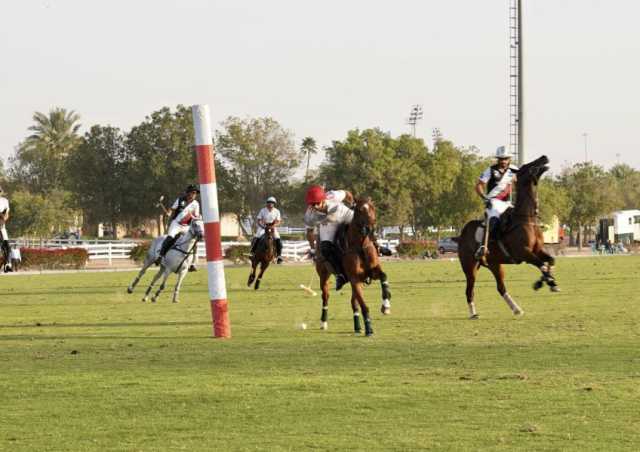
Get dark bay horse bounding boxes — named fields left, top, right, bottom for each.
left=457, top=155, right=560, bottom=319
left=316, top=197, right=391, bottom=336
left=247, top=222, right=276, bottom=290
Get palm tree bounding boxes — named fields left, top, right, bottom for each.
left=300, top=137, right=317, bottom=181
left=14, top=108, right=82, bottom=193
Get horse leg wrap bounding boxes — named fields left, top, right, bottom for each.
left=468, top=302, right=477, bottom=318
left=364, top=318, right=373, bottom=336
left=502, top=293, right=523, bottom=315
left=321, top=305, right=328, bottom=322
left=381, top=280, right=391, bottom=300
left=353, top=312, right=361, bottom=333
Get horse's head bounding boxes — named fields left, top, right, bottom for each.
left=514, top=155, right=550, bottom=215
left=189, top=218, right=204, bottom=241
left=352, top=197, right=376, bottom=237
left=516, top=155, right=549, bottom=188
left=263, top=222, right=276, bottom=238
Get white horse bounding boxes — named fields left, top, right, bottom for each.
left=127, top=219, right=204, bottom=303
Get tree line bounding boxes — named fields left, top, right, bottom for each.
left=2, top=106, right=639, bottom=245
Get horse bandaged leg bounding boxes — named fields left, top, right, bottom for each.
left=468, top=302, right=478, bottom=319
left=502, top=292, right=523, bottom=316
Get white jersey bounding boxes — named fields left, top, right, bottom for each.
left=257, top=207, right=281, bottom=225
left=0, top=197, right=8, bottom=215
left=479, top=165, right=518, bottom=200
left=173, top=199, right=200, bottom=225
left=0, top=196, right=9, bottom=241
left=255, top=207, right=281, bottom=239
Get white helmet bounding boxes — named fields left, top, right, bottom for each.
left=495, top=146, right=511, bottom=159
left=266, top=196, right=277, bottom=204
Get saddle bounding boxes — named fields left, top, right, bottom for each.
left=476, top=207, right=515, bottom=243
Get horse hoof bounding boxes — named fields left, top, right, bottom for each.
left=127, top=287, right=133, bottom=294
left=354, top=329, right=362, bottom=335
left=320, top=321, right=328, bottom=330
left=381, top=306, right=391, bottom=315
left=550, top=286, right=561, bottom=293
left=513, top=309, right=524, bottom=316
left=469, top=314, right=479, bottom=320
left=254, top=280, right=261, bottom=290
left=172, top=299, right=179, bottom=303
left=533, top=280, right=543, bottom=291
left=151, top=298, right=157, bottom=303
left=141, top=297, right=148, bottom=303
left=365, top=330, right=374, bottom=337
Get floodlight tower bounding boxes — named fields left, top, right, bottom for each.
left=406, top=104, right=423, bottom=137
left=509, top=0, right=524, bottom=166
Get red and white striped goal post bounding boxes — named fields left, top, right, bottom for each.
left=191, top=104, right=231, bottom=338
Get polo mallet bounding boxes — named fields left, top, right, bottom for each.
left=300, top=257, right=317, bottom=296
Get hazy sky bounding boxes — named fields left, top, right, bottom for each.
left=2, top=0, right=639, bottom=173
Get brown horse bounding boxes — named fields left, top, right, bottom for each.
left=315, top=197, right=391, bottom=336
left=457, top=155, right=560, bottom=319
left=247, top=222, right=276, bottom=290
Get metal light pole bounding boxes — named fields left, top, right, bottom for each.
left=582, top=132, right=588, bottom=162
left=406, top=105, right=423, bottom=137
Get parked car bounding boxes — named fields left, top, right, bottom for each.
left=437, top=237, right=458, bottom=254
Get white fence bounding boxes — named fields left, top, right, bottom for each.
left=10, top=238, right=399, bottom=265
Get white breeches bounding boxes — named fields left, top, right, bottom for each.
left=256, top=227, right=280, bottom=239
left=486, top=199, right=512, bottom=220
left=167, top=221, right=189, bottom=238
left=318, top=223, right=340, bottom=242
left=0, top=225, right=8, bottom=241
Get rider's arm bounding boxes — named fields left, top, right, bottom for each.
left=306, top=228, right=316, bottom=250
left=475, top=180, right=487, bottom=199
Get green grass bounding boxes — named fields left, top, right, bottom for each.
left=1, top=256, right=639, bottom=451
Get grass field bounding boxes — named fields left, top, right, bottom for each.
left=1, top=256, right=639, bottom=451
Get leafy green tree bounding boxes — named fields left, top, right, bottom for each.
left=215, top=116, right=300, bottom=228
left=537, top=177, right=571, bottom=226
left=9, top=190, right=77, bottom=238
left=609, top=164, right=640, bottom=210
left=10, top=108, right=82, bottom=193
left=125, top=106, right=198, bottom=221
left=300, top=137, right=318, bottom=181
left=66, top=125, right=129, bottom=231
left=438, top=149, right=490, bottom=232
left=320, top=128, right=419, bottom=229
left=559, top=162, right=622, bottom=249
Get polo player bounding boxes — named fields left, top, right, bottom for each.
left=250, top=196, right=284, bottom=264
left=304, top=185, right=354, bottom=290
left=475, top=146, right=518, bottom=259
left=0, top=186, right=13, bottom=272
left=157, top=184, right=201, bottom=268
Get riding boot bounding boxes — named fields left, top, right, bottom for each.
left=156, top=236, right=176, bottom=264
left=319, top=241, right=347, bottom=290
left=250, top=237, right=258, bottom=256
left=488, top=217, right=500, bottom=241
left=2, top=240, right=12, bottom=272
left=188, top=243, right=198, bottom=272
left=275, top=238, right=283, bottom=264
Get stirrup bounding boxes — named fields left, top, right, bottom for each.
left=474, top=246, right=487, bottom=260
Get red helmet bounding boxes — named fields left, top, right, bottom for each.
left=305, top=185, right=326, bottom=205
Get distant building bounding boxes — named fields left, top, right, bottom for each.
left=599, top=209, right=640, bottom=244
